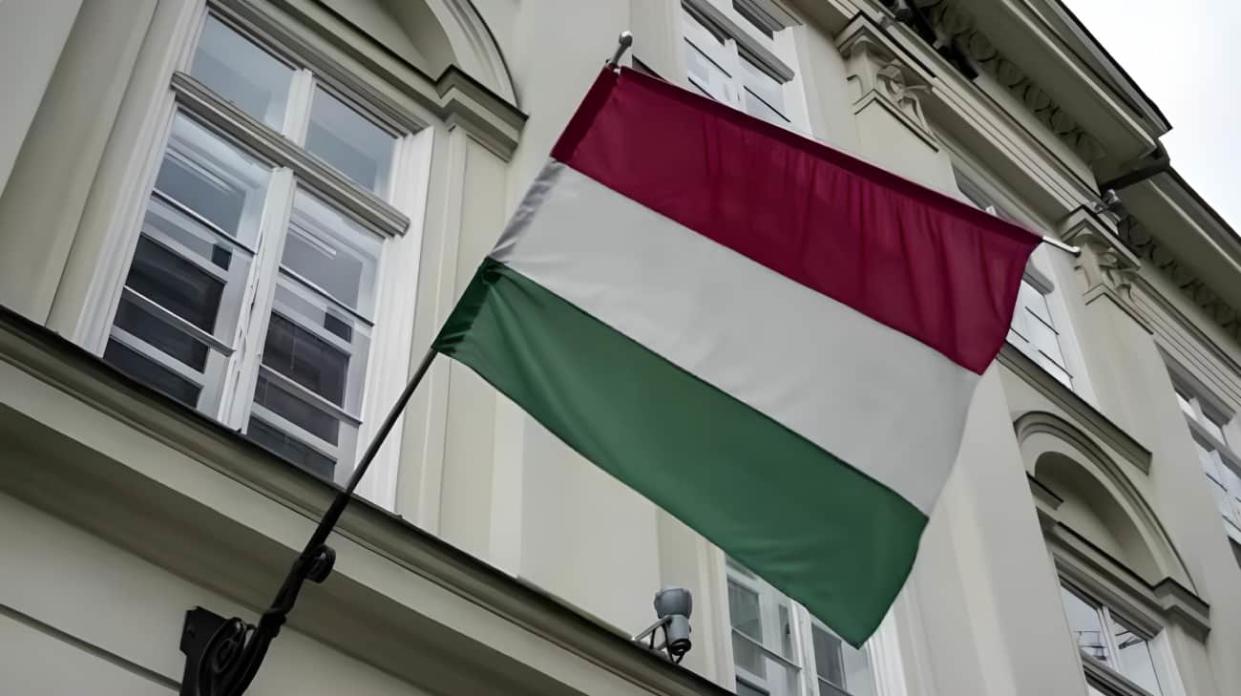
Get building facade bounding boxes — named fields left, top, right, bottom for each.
left=1, top=0, right=1239, bottom=694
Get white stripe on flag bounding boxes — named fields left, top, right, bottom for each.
left=491, top=161, right=980, bottom=513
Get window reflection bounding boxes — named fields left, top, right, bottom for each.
left=190, top=15, right=294, bottom=130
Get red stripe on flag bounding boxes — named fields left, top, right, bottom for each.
left=551, top=68, right=1039, bottom=375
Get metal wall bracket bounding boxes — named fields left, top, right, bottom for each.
left=180, top=608, right=229, bottom=696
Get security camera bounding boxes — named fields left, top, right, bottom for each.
left=633, top=587, right=693, bottom=663
left=654, top=587, right=692, bottom=659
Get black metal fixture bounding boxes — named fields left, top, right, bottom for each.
left=178, top=350, right=436, bottom=696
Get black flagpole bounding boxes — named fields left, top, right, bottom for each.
left=180, top=348, right=437, bottom=696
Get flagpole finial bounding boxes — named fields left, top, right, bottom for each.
left=607, top=31, right=634, bottom=72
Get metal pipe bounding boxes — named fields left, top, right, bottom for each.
left=1041, top=235, right=1081, bottom=257
left=606, top=31, right=634, bottom=71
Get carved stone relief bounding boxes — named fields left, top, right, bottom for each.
left=888, top=0, right=1107, bottom=165
left=1116, top=215, right=1241, bottom=340
left=837, top=24, right=938, bottom=148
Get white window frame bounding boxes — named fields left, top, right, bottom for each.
left=951, top=164, right=1090, bottom=395
left=1059, top=579, right=1167, bottom=696
left=725, top=560, right=881, bottom=696
left=1169, top=375, right=1241, bottom=544
left=77, top=1, right=432, bottom=508
left=679, top=0, right=809, bottom=131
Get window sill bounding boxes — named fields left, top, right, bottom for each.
left=1081, top=652, right=1158, bottom=696
left=999, top=342, right=1152, bottom=474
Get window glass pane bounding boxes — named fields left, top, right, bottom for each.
left=190, top=15, right=294, bottom=130
left=1037, top=354, right=1074, bottom=389
left=1202, top=412, right=1226, bottom=444
left=259, top=277, right=372, bottom=413
left=306, top=88, right=395, bottom=195
left=740, top=57, right=785, bottom=115
left=1019, top=280, right=1053, bottom=324
left=728, top=580, right=764, bottom=676
left=155, top=114, right=271, bottom=247
left=1111, top=618, right=1161, bottom=695
left=812, top=625, right=845, bottom=686
left=1196, top=440, right=1223, bottom=481
left=104, top=340, right=201, bottom=408
left=744, top=89, right=790, bottom=125
left=842, top=640, right=876, bottom=696
left=1060, top=586, right=1108, bottom=663
left=1174, top=388, right=1197, bottom=419
left=685, top=39, right=732, bottom=103
left=283, top=192, right=382, bottom=318
left=735, top=680, right=767, bottom=696
left=247, top=417, right=336, bottom=479
left=246, top=193, right=380, bottom=478
left=135, top=198, right=254, bottom=342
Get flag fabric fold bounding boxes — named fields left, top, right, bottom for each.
left=434, top=67, right=1039, bottom=645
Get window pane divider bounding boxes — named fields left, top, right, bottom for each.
left=139, top=229, right=237, bottom=286
left=169, top=71, right=410, bottom=238
left=257, top=364, right=363, bottom=426
left=109, top=327, right=210, bottom=387
left=269, top=306, right=358, bottom=357
left=682, top=0, right=793, bottom=81
left=1187, top=417, right=1241, bottom=474
left=120, top=286, right=235, bottom=355
left=730, top=628, right=803, bottom=672
left=150, top=187, right=260, bottom=255
left=249, top=404, right=340, bottom=459
left=280, top=267, right=374, bottom=326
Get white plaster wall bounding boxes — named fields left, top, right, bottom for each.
left=0, top=489, right=429, bottom=696
left=0, top=0, right=81, bottom=197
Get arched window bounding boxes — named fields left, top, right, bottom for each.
left=1017, top=412, right=1210, bottom=696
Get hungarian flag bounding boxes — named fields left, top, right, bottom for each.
left=434, top=68, right=1039, bottom=645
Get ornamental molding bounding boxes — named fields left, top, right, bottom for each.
left=1059, top=207, right=1141, bottom=296
left=882, top=0, right=1107, bottom=165
left=1115, top=214, right=1241, bottom=343
left=837, top=20, right=938, bottom=149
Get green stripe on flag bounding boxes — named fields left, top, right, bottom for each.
left=434, top=257, right=927, bottom=646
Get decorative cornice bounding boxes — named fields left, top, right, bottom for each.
left=883, top=0, right=1106, bottom=165
left=1117, top=213, right=1241, bottom=344
left=837, top=18, right=938, bottom=149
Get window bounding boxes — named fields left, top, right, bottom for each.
left=102, top=11, right=412, bottom=482
left=727, top=561, right=875, bottom=696
left=954, top=167, right=1073, bottom=388
left=1009, top=278, right=1073, bottom=388
left=680, top=2, right=800, bottom=128
left=1059, top=583, right=1162, bottom=695
left=1172, top=381, right=1241, bottom=542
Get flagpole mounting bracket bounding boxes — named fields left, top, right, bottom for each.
left=176, top=349, right=438, bottom=696
left=606, top=31, right=634, bottom=72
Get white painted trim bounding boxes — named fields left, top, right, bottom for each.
left=74, top=2, right=216, bottom=353
left=353, top=126, right=433, bottom=508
